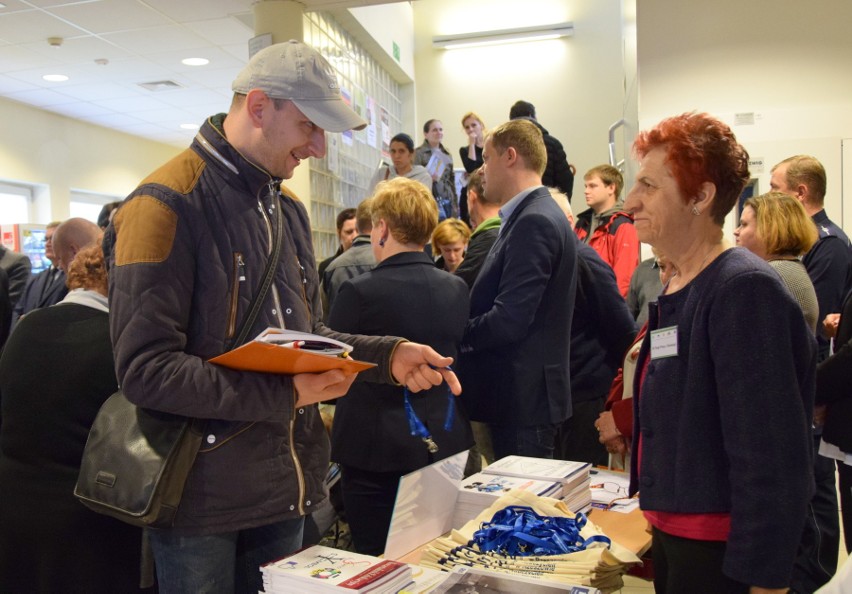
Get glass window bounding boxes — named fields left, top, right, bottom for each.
left=70, top=190, right=121, bottom=225
left=0, top=183, right=32, bottom=224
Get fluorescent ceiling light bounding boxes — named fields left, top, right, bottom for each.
left=180, top=123, right=200, bottom=130
left=182, top=57, right=209, bottom=66
left=433, top=22, right=574, bottom=50
left=43, top=74, right=69, bottom=82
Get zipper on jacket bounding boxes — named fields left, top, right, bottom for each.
left=290, top=393, right=306, bottom=516
left=226, top=252, right=245, bottom=340
left=258, top=185, right=306, bottom=513
left=297, top=259, right=311, bottom=318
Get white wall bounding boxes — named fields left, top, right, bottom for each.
left=0, top=97, right=181, bottom=223
left=347, top=3, right=416, bottom=81
left=637, top=0, right=852, bottom=234
left=412, top=0, right=627, bottom=214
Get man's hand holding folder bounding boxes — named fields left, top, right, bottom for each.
left=209, top=329, right=461, bottom=406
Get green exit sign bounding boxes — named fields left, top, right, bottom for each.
left=392, top=41, right=400, bottom=62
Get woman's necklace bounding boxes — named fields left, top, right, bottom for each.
left=670, top=244, right=725, bottom=289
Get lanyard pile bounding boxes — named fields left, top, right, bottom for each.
left=470, top=506, right=611, bottom=557
left=403, top=372, right=455, bottom=453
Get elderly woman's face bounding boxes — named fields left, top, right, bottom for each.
left=624, top=147, right=690, bottom=247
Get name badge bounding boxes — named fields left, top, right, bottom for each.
left=650, top=326, right=678, bottom=359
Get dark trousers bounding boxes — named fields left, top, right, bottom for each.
left=840, top=461, right=852, bottom=555
left=488, top=422, right=559, bottom=460
left=651, top=528, right=749, bottom=594
left=790, top=438, right=839, bottom=593
left=556, top=396, right=608, bottom=466
left=339, top=465, right=403, bottom=556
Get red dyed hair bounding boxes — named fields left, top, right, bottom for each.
left=633, top=112, right=750, bottom=225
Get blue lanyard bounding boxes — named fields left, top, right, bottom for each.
left=403, top=366, right=455, bottom=453
left=470, top=506, right=611, bottom=557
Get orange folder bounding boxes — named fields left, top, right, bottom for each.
left=208, top=330, right=377, bottom=375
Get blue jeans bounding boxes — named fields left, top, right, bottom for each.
left=488, top=422, right=559, bottom=460
left=147, top=517, right=305, bottom=594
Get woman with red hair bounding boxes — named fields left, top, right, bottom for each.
left=624, top=113, right=815, bottom=594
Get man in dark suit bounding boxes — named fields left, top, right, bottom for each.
left=509, top=100, right=574, bottom=198
left=458, top=119, right=578, bottom=459
left=0, top=242, right=32, bottom=310
left=12, top=221, right=67, bottom=327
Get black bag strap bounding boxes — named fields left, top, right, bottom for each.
left=232, top=186, right=283, bottom=349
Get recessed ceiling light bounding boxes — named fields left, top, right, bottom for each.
left=180, top=123, right=200, bottom=130
left=182, top=57, right=209, bottom=66
left=43, top=74, right=69, bottom=82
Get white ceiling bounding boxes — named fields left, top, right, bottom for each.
left=0, top=0, right=402, bottom=146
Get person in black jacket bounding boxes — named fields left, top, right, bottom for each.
left=0, top=244, right=150, bottom=593
left=0, top=268, right=11, bottom=349
left=0, top=243, right=31, bottom=310
left=459, top=119, right=577, bottom=460
left=328, top=177, right=472, bottom=555
left=816, top=289, right=852, bottom=555
left=11, top=221, right=68, bottom=329
left=549, top=189, right=636, bottom=465
left=509, top=100, right=574, bottom=198
left=458, top=112, right=487, bottom=225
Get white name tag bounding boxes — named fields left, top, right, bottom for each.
left=650, top=326, right=678, bottom=359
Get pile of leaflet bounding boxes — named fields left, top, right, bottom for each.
left=418, top=489, right=641, bottom=594
left=261, top=545, right=412, bottom=593
left=481, top=455, right=592, bottom=514
left=454, top=472, right=563, bottom=528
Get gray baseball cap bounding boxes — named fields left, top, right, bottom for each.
left=232, top=40, right=367, bottom=133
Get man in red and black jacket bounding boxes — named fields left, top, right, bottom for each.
left=574, top=164, right=639, bottom=297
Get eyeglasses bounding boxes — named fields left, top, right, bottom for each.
left=591, top=481, right=628, bottom=497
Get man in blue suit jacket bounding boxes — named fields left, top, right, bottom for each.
left=459, top=119, right=577, bottom=459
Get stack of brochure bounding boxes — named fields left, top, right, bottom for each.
left=482, top=456, right=592, bottom=514
left=261, top=545, right=412, bottom=593
left=453, top=472, right=563, bottom=528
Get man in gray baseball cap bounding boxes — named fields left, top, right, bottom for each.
left=105, top=39, right=461, bottom=593
left=232, top=40, right=367, bottom=134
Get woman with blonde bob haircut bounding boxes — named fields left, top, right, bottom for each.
left=736, top=191, right=818, bottom=259
left=735, top=191, right=819, bottom=331
left=432, top=218, right=471, bottom=273
left=327, top=176, right=473, bottom=556
left=370, top=176, right=439, bottom=247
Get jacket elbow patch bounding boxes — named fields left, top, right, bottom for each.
left=114, top=196, right=178, bottom=265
